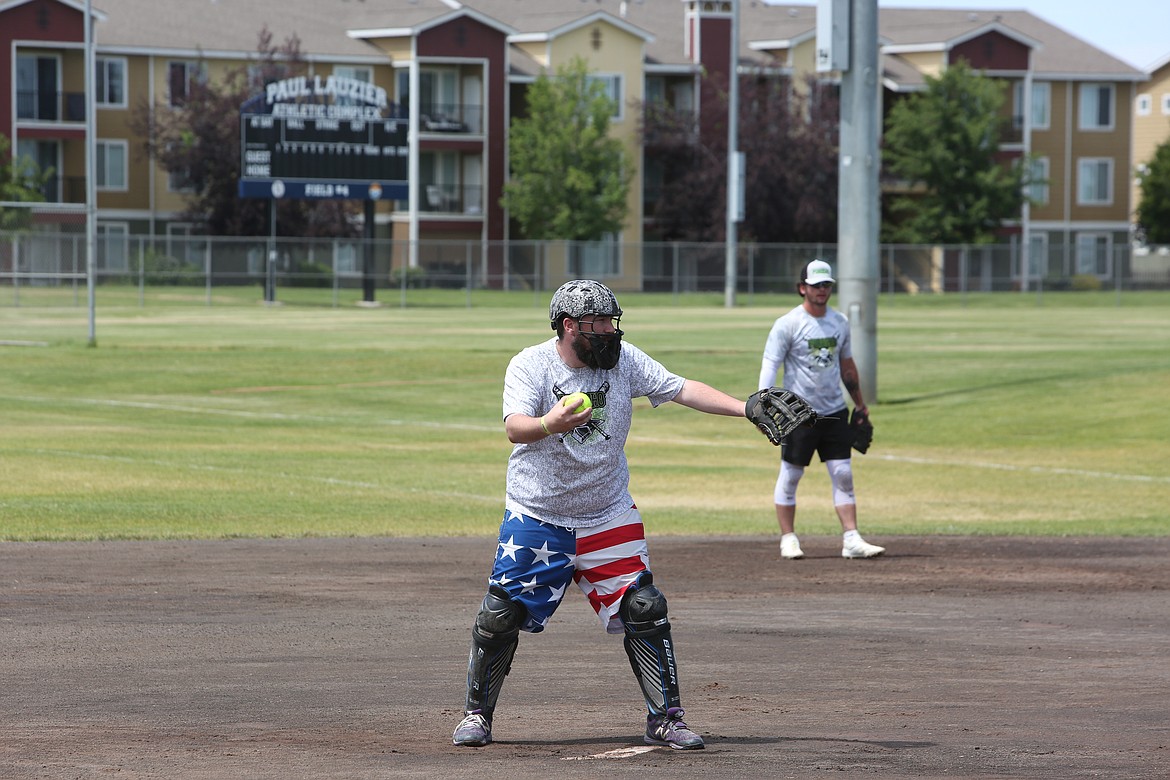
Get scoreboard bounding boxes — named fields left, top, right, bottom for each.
left=238, top=113, right=409, bottom=200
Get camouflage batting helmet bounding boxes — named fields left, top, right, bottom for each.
left=548, top=279, right=622, bottom=331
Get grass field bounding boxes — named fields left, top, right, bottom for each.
left=2, top=287, right=1167, bottom=541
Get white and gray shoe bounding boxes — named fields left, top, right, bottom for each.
left=780, top=533, right=805, bottom=560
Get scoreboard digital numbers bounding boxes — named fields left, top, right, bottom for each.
left=238, top=113, right=410, bottom=200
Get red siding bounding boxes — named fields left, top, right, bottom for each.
left=0, top=0, right=84, bottom=143
left=950, top=31, right=1031, bottom=71
left=417, top=16, right=509, bottom=247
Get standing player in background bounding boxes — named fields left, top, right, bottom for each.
left=452, top=279, right=813, bottom=750
left=758, top=260, right=885, bottom=560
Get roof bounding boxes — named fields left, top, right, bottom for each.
left=85, top=0, right=1145, bottom=82
left=92, top=0, right=463, bottom=61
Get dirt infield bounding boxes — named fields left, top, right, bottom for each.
left=2, top=535, right=1167, bottom=779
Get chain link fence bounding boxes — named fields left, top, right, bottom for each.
left=3, top=230, right=1168, bottom=307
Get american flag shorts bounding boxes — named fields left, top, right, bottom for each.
left=488, top=506, right=650, bottom=634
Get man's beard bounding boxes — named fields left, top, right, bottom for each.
left=572, top=331, right=621, bottom=370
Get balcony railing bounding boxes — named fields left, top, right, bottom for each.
left=403, top=102, right=483, bottom=134
left=30, top=175, right=88, bottom=204
left=16, top=90, right=87, bottom=122
left=396, top=183, right=485, bottom=215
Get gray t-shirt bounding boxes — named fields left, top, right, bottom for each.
left=758, top=304, right=852, bottom=415
left=502, top=337, right=685, bottom=529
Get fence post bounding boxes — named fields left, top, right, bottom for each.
left=671, top=242, right=679, bottom=304
left=138, top=239, right=146, bottom=307
left=465, top=241, right=472, bottom=309
left=331, top=239, right=339, bottom=308
left=205, top=239, right=212, bottom=306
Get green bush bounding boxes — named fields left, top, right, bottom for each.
left=141, top=250, right=200, bottom=286
left=390, top=266, right=427, bottom=289
left=286, top=260, right=332, bottom=288
left=1070, top=274, right=1103, bottom=291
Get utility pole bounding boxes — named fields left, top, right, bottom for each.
left=833, top=0, right=880, bottom=402
left=723, top=0, right=741, bottom=308
left=85, top=0, right=97, bottom=346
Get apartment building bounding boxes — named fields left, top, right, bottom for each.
left=1, top=0, right=1147, bottom=288
left=1133, top=53, right=1170, bottom=234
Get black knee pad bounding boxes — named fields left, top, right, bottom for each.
left=619, top=572, right=670, bottom=638
left=474, top=584, right=526, bottom=645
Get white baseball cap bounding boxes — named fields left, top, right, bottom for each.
left=803, top=259, right=835, bottom=285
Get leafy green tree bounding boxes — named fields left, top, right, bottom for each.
left=502, top=57, right=632, bottom=240
left=882, top=60, right=1028, bottom=245
left=0, top=133, right=52, bottom=231
left=1136, top=140, right=1170, bottom=245
left=130, top=29, right=357, bottom=238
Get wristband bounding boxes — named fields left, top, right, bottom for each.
left=540, top=416, right=551, bottom=436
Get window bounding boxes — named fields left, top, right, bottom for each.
left=1137, top=94, right=1152, bottom=116
left=586, top=74, right=623, bottom=121
left=1077, top=158, right=1113, bottom=205
left=1027, top=157, right=1049, bottom=206
left=168, top=61, right=205, bottom=107
left=168, top=168, right=195, bottom=192
left=1075, top=233, right=1110, bottom=276
left=1163, top=94, right=1170, bottom=115
left=646, top=76, right=665, bottom=105
left=97, top=223, right=130, bottom=272
left=1078, top=83, right=1114, bottom=130
left=334, top=243, right=361, bottom=275
left=16, top=54, right=60, bottom=120
left=1025, top=232, right=1048, bottom=279
left=1013, top=81, right=1050, bottom=130
left=96, top=140, right=127, bottom=190
left=569, top=234, right=620, bottom=277
left=420, top=151, right=458, bottom=211
left=166, top=223, right=206, bottom=267
left=96, top=58, right=127, bottom=107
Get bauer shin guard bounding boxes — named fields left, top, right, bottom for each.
left=620, top=572, right=682, bottom=716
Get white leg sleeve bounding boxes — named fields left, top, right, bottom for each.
left=826, top=458, right=856, bottom=506
left=774, top=461, right=804, bottom=506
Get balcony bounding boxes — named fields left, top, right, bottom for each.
left=1001, top=114, right=1025, bottom=145
left=17, top=90, right=87, bottom=123
left=413, top=103, right=484, bottom=134
left=30, top=175, right=88, bottom=204
left=398, top=183, right=484, bottom=215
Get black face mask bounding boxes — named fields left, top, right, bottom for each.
left=572, top=329, right=623, bottom=370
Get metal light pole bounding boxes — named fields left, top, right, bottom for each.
left=85, top=0, right=97, bottom=346
left=835, top=0, right=880, bottom=402
left=723, top=0, right=741, bottom=308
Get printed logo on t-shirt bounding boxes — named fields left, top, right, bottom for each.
left=553, top=382, right=610, bottom=445
left=806, top=336, right=837, bottom=369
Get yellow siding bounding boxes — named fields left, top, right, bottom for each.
left=547, top=21, right=647, bottom=288
left=1132, top=62, right=1170, bottom=219
left=898, top=50, right=945, bottom=79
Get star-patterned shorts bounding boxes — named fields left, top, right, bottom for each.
left=489, top=506, right=650, bottom=635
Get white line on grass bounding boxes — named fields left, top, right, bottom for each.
left=12, top=395, right=1165, bottom=485
left=25, top=448, right=496, bottom=503
left=872, top=453, right=1170, bottom=484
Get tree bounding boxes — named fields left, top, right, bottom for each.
left=642, top=75, right=839, bottom=243
left=882, top=60, right=1029, bottom=245
left=502, top=57, right=632, bottom=241
left=0, top=133, right=52, bottom=231
left=1136, top=140, right=1170, bottom=245
left=129, top=29, right=357, bottom=238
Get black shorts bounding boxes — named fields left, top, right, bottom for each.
left=781, top=407, right=852, bottom=466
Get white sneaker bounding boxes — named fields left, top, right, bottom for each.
left=780, top=534, right=804, bottom=560
left=842, top=536, right=885, bottom=559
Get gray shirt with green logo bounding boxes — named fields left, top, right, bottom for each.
left=503, top=337, right=684, bottom=529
